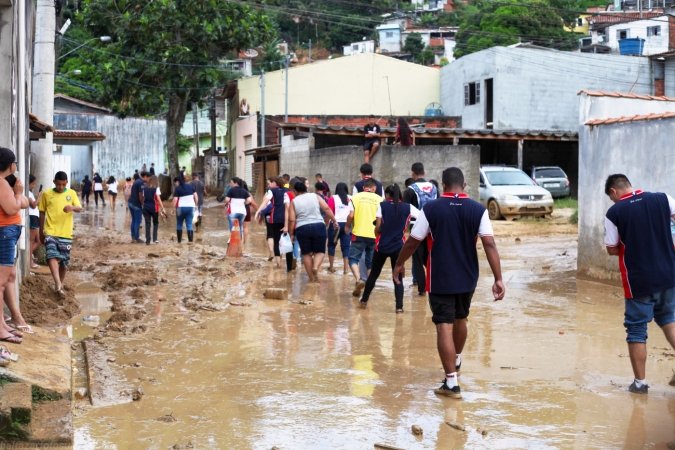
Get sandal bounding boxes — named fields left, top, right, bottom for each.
left=7, top=328, right=23, bottom=338
left=15, top=325, right=34, bottom=335
left=0, top=334, right=22, bottom=344
left=0, top=346, right=19, bottom=362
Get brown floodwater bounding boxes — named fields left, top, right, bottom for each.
left=72, top=201, right=675, bottom=449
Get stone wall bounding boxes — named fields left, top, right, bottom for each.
left=280, top=136, right=481, bottom=199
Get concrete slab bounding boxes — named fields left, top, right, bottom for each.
left=29, top=399, right=72, bottom=444
left=0, top=327, right=71, bottom=396
left=0, top=383, right=32, bottom=423
left=82, top=339, right=132, bottom=407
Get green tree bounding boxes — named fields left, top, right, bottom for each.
left=79, top=0, right=275, bottom=180
left=404, top=33, right=425, bottom=63
left=454, top=0, right=580, bottom=58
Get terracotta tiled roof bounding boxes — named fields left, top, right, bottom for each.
left=578, top=90, right=675, bottom=101
left=53, top=129, right=106, bottom=140
left=585, top=111, right=675, bottom=125
left=588, top=12, right=665, bottom=28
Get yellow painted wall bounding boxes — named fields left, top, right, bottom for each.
left=237, top=53, right=440, bottom=117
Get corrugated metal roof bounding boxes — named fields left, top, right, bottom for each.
left=585, top=111, right=675, bottom=125
left=578, top=90, right=675, bottom=101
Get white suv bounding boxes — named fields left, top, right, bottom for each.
left=479, top=166, right=554, bottom=220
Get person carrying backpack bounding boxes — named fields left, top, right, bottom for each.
left=403, top=162, right=438, bottom=296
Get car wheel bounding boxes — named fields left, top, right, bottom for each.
left=487, top=200, right=502, bottom=220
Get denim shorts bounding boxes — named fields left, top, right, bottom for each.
left=348, top=236, right=375, bottom=268
left=0, top=225, right=21, bottom=266
left=295, top=222, right=327, bottom=255
left=624, top=286, right=675, bottom=343
left=29, top=215, right=39, bottom=230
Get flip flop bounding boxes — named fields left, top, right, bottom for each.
left=0, top=334, right=21, bottom=344
left=7, top=328, right=23, bottom=338
left=15, top=325, right=34, bottom=335
left=0, top=346, right=19, bottom=362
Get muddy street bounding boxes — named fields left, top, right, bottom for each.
left=61, top=203, right=674, bottom=449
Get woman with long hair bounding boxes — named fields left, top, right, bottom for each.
left=394, top=117, right=414, bottom=146
left=326, top=182, right=353, bottom=274
left=107, top=176, right=118, bottom=211
left=359, top=183, right=419, bottom=313
left=0, top=147, right=29, bottom=343
left=142, top=175, right=163, bottom=244
left=92, top=172, right=105, bottom=207
left=288, top=181, right=338, bottom=282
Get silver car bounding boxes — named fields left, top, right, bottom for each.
left=479, top=166, right=554, bottom=220
left=530, top=166, right=571, bottom=198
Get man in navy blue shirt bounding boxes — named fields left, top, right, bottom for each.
left=128, top=172, right=147, bottom=243
left=393, top=167, right=505, bottom=399
left=604, top=174, right=675, bottom=394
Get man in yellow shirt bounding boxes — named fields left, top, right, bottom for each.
left=346, top=179, right=381, bottom=297
left=38, top=171, right=82, bottom=297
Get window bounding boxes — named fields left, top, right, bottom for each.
left=647, top=26, right=661, bottom=37
left=464, top=81, right=481, bottom=106
left=577, top=17, right=583, bottom=27
left=352, top=44, right=359, bottom=50
left=616, top=29, right=629, bottom=40
left=385, top=31, right=394, bottom=38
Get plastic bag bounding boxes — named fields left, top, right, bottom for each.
left=279, top=232, right=293, bottom=254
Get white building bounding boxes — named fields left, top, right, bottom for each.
left=594, top=14, right=674, bottom=56
left=377, top=23, right=402, bottom=53
left=343, top=40, right=375, bottom=56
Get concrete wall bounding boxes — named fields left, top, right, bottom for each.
left=578, top=118, right=675, bottom=281
left=0, top=5, right=14, bottom=149
left=605, top=17, right=670, bottom=56
left=54, top=114, right=166, bottom=181
left=235, top=115, right=258, bottom=184
left=441, top=47, right=653, bottom=131
left=280, top=136, right=481, bottom=199
left=579, top=93, right=675, bottom=123
left=237, top=53, right=440, bottom=117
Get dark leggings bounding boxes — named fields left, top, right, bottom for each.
left=412, top=240, right=429, bottom=294
left=94, top=190, right=105, bottom=205
left=143, top=209, right=159, bottom=243
left=82, top=190, right=91, bottom=204
left=361, top=250, right=404, bottom=310
left=271, top=222, right=293, bottom=271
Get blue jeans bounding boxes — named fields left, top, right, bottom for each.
left=624, top=286, right=675, bottom=343
left=227, top=213, right=245, bottom=238
left=129, top=204, right=142, bottom=240
left=348, top=236, right=375, bottom=280
left=327, top=222, right=351, bottom=257
left=177, top=207, right=194, bottom=231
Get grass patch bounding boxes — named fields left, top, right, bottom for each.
left=570, top=209, right=578, bottom=224
left=31, top=385, right=62, bottom=403
left=554, top=197, right=578, bottom=209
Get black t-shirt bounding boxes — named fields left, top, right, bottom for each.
left=364, top=124, right=380, bottom=142
left=82, top=179, right=92, bottom=191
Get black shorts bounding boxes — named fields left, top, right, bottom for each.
left=428, top=291, right=474, bottom=324
left=265, top=220, right=274, bottom=239
left=363, top=139, right=380, bottom=151
left=29, top=215, right=39, bottom=230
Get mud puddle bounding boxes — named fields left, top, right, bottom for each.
left=70, top=202, right=674, bottom=449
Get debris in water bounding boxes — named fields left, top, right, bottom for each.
left=477, top=427, right=489, bottom=437
left=500, top=366, right=518, bottom=370
left=263, top=288, right=288, bottom=300
left=157, top=412, right=177, bottom=423
left=82, top=315, right=100, bottom=327
left=132, top=387, right=144, bottom=401
left=228, top=301, right=251, bottom=307
left=670, top=371, right=675, bottom=387
left=73, top=387, right=88, bottom=400
left=515, top=237, right=521, bottom=243
left=446, top=421, right=466, bottom=432
left=559, top=330, right=565, bottom=335
left=374, top=444, right=405, bottom=450
left=411, top=424, right=423, bottom=436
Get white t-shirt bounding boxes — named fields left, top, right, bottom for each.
left=332, top=195, right=353, bottom=223
left=108, top=181, right=118, bottom=194
left=411, top=209, right=493, bottom=240
left=177, top=194, right=196, bottom=208
left=28, top=191, right=39, bottom=217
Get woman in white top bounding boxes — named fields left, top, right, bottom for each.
left=326, top=182, right=354, bottom=274
left=288, top=181, right=338, bottom=282
left=107, top=176, right=118, bottom=211
left=172, top=177, right=198, bottom=243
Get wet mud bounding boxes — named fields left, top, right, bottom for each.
left=58, top=204, right=674, bottom=449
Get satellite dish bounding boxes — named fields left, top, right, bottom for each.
left=243, top=49, right=259, bottom=58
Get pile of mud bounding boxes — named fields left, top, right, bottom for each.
left=19, top=272, right=80, bottom=327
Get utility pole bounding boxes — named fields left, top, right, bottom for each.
left=284, top=55, right=290, bottom=122
left=31, top=0, right=56, bottom=191
left=192, top=102, right=199, bottom=158
left=309, top=39, right=312, bottom=63
left=260, top=70, right=266, bottom=146
left=209, top=90, right=216, bottom=156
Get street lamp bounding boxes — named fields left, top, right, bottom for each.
left=57, top=36, right=112, bottom=60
